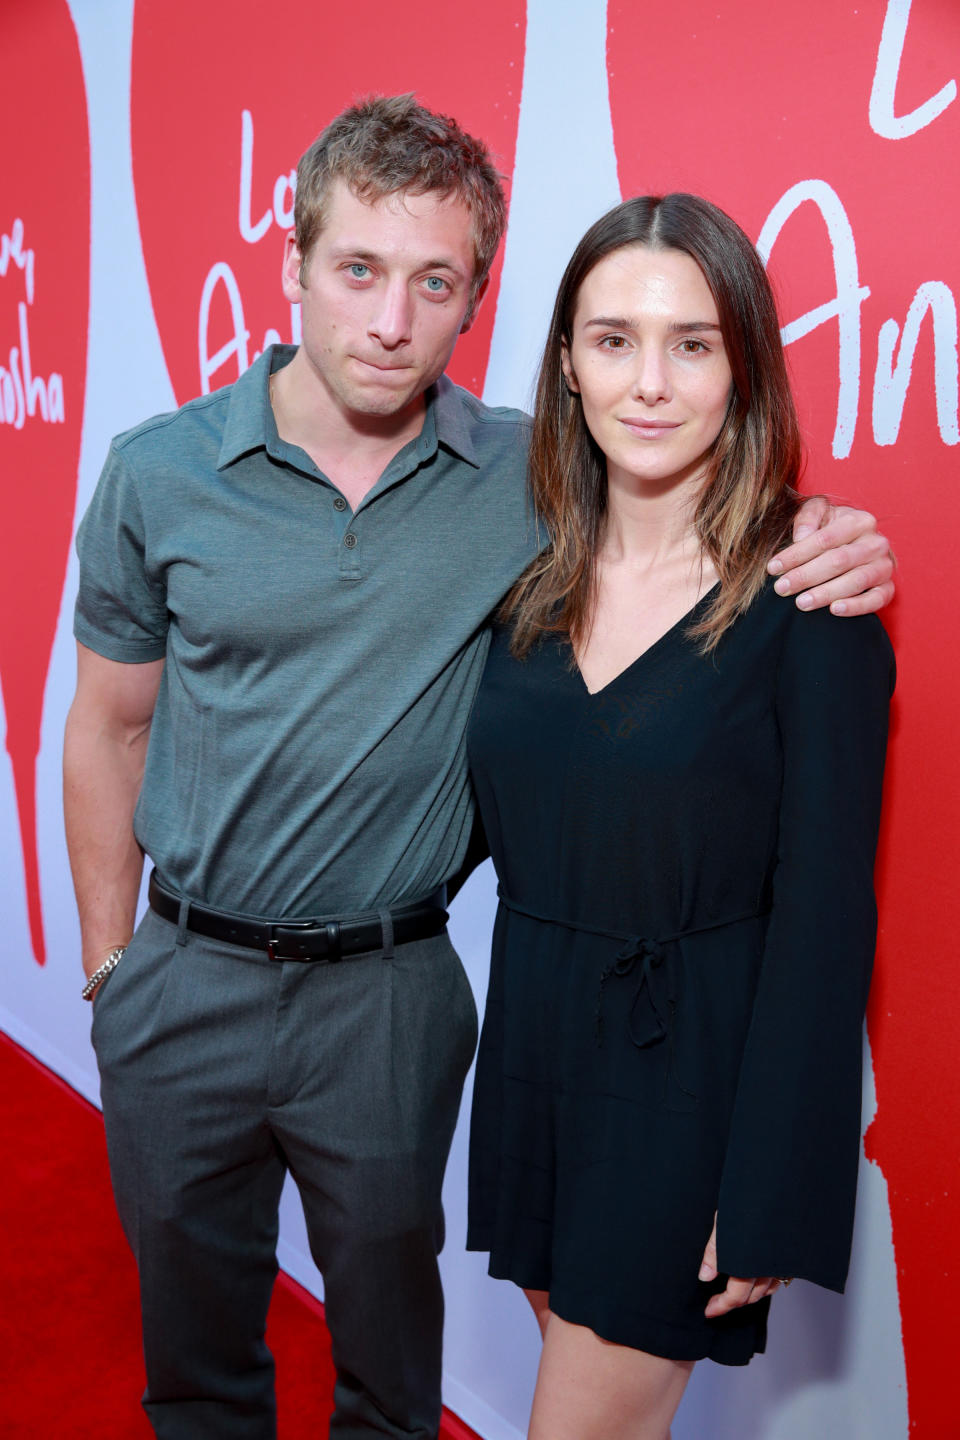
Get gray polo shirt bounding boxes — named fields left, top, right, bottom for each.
left=75, top=345, right=537, bottom=917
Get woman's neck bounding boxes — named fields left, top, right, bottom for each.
left=601, top=469, right=703, bottom=570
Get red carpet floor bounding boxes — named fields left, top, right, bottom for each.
left=0, top=1032, right=478, bottom=1439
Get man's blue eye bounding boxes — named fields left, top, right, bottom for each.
left=349, top=264, right=370, bottom=279
left=425, top=276, right=447, bottom=292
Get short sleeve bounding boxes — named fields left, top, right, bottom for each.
left=716, top=608, right=895, bottom=1292
left=74, top=441, right=168, bottom=663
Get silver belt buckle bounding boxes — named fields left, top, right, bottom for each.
left=267, top=919, right=340, bottom=962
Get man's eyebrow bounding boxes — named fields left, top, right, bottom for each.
left=329, top=246, right=385, bottom=265
left=329, top=245, right=463, bottom=274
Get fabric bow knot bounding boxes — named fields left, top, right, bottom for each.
left=612, top=936, right=672, bottom=1050
left=595, top=934, right=696, bottom=1102
left=596, top=935, right=672, bottom=1049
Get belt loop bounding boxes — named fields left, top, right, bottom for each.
left=176, top=896, right=190, bottom=947
left=378, top=909, right=394, bottom=961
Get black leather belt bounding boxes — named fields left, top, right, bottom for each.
left=148, top=870, right=448, bottom=963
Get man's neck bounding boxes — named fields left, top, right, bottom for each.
left=270, top=349, right=428, bottom=510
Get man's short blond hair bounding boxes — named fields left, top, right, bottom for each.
left=294, top=94, right=507, bottom=300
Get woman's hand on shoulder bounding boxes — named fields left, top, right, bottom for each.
left=698, top=1214, right=786, bottom=1318
left=767, top=497, right=895, bottom=617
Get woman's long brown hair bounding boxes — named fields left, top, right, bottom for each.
left=504, top=194, right=804, bottom=657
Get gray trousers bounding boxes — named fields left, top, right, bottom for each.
left=92, top=906, right=478, bottom=1440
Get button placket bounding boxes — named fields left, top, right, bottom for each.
left=328, top=492, right=360, bottom=578
left=338, top=518, right=362, bottom=578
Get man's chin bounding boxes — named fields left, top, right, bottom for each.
left=352, top=392, right=419, bottom=419
left=343, top=375, right=428, bottom=419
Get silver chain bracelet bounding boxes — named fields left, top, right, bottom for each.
left=82, top=946, right=126, bottom=1001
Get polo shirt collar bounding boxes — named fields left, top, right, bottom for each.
left=217, top=344, right=480, bottom=470
left=430, top=375, right=480, bottom=468
left=215, top=345, right=292, bottom=470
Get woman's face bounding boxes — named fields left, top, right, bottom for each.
left=561, top=244, right=734, bottom=495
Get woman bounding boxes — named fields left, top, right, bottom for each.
left=465, top=194, right=893, bottom=1439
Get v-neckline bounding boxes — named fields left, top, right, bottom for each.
left=574, top=583, right=719, bottom=697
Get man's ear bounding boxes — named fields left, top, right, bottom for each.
left=460, top=273, right=491, bottom=334
left=281, top=232, right=306, bottom=304
left=560, top=338, right=580, bottom=393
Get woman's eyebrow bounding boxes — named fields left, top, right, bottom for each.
left=582, top=314, right=634, bottom=330
left=580, top=316, right=722, bottom=332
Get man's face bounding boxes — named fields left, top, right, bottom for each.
left=282, top=180, right=484, bottom=424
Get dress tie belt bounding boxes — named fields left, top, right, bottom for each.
left=496, top=887, right=768, bottom=1100
left=604, top=935, right=671, bottom=1050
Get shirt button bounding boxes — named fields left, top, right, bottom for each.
left=344, top=532, right=358, bottom=549
left=333, top=496, right=347, bottom=511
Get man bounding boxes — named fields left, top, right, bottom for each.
left=64, top=95, right=895, bottom=1440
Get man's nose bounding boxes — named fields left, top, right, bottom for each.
left=369, top=280, right=413, bottom=348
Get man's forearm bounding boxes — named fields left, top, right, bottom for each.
left=64, top=707, right=150, bottom=977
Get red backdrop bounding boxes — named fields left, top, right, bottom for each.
left=608, top=3, right=958, bottom=1432
left=1, top=2, right=957, bottom=1434
left=0, top=0, right=89, bottom=966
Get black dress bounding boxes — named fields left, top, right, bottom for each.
left=466, top=583, right=894, bottom=1365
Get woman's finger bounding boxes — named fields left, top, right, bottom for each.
left=704, top=1277, right=756, bottom=1318
left=698, top=1214, right=719, bottom=1282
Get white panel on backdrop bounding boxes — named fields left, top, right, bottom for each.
left=483, top=0, right=622, bottom=413
left=673, top=1040, right=908, bottom=1440
left=443, top=860, right=538, bottom=1440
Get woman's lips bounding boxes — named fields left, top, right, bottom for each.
left=619, top=418, right=682, bottom=438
